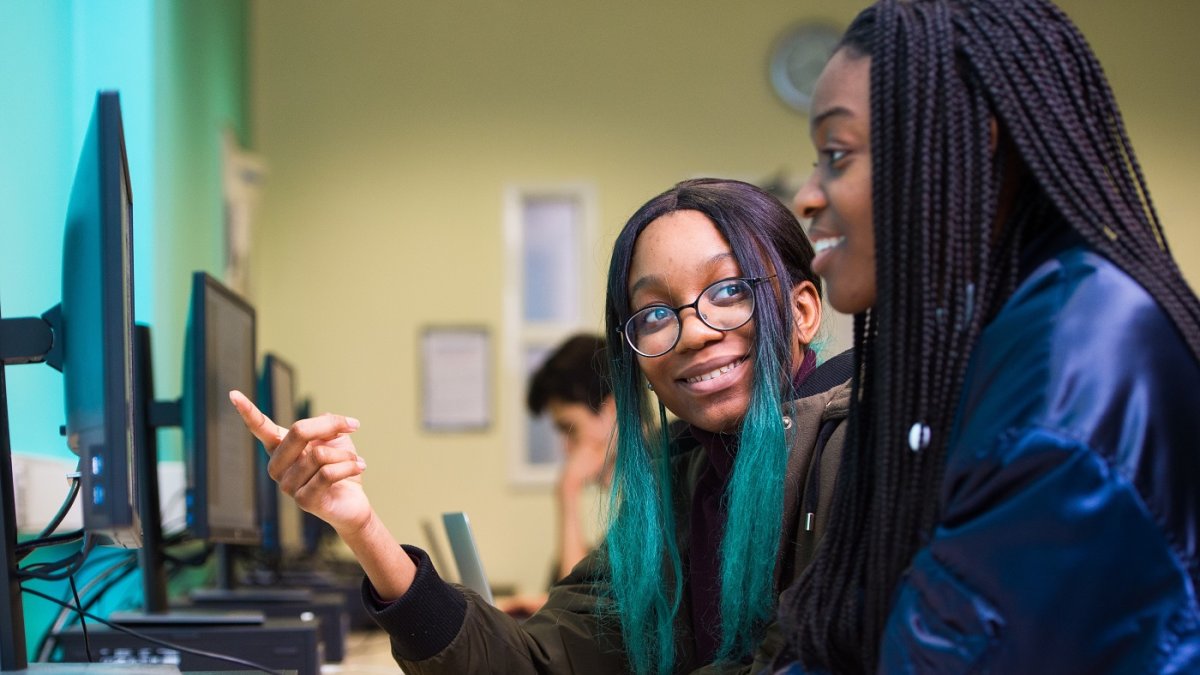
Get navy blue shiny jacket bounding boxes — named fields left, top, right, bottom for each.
left=878, top=246, right=1200, bottom=673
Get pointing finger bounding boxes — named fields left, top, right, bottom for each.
left=229, top=390, right=287, bottom=452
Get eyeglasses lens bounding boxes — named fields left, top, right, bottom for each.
left=625, top=279, right=756, bottom=357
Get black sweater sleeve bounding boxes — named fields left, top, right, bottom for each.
left=360, top=544, right=468, bottom=661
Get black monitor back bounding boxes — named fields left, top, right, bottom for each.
left=257, top=353, right=296, bottom=560
left=61, top=90, right=140, bottom=547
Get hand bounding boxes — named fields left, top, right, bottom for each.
left=229, top=390, right=371, bottom=537
left=558, top=443, right=608, bottom=499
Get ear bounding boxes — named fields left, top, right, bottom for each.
left=989, top=117, right=999, bottom=154
left=790, top=280, right=822, bottom=346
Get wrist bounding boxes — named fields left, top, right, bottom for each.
left=336, top=508, right=383, bottom=548
left=340, top=511, right=415, bottom=601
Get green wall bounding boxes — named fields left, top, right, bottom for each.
left=0, top=0, right=247, bottom=660
left=154, top=0, right=250, bottom=428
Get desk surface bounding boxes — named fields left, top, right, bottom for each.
left=322, top=630, right=398, bottom=674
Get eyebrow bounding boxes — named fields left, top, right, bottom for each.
left=810, top=105, right=854, bottom=133
left=628, top=252, right=737, bottom=298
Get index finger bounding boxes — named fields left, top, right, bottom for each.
left=229, top=389, right=287, bottom=452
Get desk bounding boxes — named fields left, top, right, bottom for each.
left=320, top=631, right=398, bottom=674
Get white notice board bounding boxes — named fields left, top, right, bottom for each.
left=421, top=327, right=490, bottom=431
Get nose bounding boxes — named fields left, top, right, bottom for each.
left=675, top=307, right=723, bottom=353
left=792, top=171, right=826, bottom=220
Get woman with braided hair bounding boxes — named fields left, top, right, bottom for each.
left=778, top=0, right=1200, bottom=672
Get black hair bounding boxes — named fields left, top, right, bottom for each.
left=526, top=333, right=610, bottom=415
left=781, top=1, right=1200, bottom=673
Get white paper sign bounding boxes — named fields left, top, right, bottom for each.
left=421, top=328, right=490, bottom=431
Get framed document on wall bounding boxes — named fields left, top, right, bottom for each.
left=420, top=326, right=491, bottom=432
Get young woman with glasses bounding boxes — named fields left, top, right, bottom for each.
left=230, top=177, right=853, bottom=674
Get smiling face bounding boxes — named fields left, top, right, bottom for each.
left=627, top=210, right=756, bottom=433
left=793, top=48, right=876, bottom=315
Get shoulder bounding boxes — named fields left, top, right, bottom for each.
left=786, top=349, right=853, bottom=438
left=949, top=247, right=1200, bottom=586
left=958, top=248, right=1198, bottom=444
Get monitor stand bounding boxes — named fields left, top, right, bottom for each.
left=188, top=543, right=313, bottom=604
left=185, top=545, right=347, bottom=663
left=1, top=322, right=184, bottom=674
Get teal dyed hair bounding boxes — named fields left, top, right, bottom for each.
left=604, top=355, right=683, bottom=675
left=715, top=305, right=790, bottom=659
left=603, top=178, right=819, bottom=673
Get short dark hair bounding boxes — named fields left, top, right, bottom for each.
left=526, top=334, right=610, bottom=415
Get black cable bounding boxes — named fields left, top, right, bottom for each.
left=38, top=473, right=81, bottom=539
left=35, top=554, right=138, bottom=663
left=67, top=575, right=93, bottom=663
left=18, top=537, right=96, bottom=582
left=19, top=552, right=86, bottom=581
left=16, top=529, right=85, bottom=560
left=37, top=538, right=208, bottom=659
left=22, top=586, right=286, bottom=675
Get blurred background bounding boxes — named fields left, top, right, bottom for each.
left=2, top=0, right=1197, bottom=603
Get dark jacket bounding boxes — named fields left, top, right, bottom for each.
left=879, top=247, right=1200, bottom=672
left=364, top=352, right=853, bottom=674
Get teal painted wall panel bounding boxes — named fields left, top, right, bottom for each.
left=1, top=2, right=81, bottom=462
left=1, top=0, right=155, bottom=461
left=0, top=0, right=248, bottom=661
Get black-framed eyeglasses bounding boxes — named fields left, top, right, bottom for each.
left=618, top=276, right=775, bottom=358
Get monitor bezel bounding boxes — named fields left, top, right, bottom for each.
left=183, top=271, right=260, bottom=546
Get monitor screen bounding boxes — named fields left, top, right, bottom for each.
left=182, top=272, right=259, bottom=545
left=60, top=90, right=140, bottom=548
left=257, top=353, right=295, bottom=558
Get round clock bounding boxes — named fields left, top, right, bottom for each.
left=768, top=22, right=844, bottom=115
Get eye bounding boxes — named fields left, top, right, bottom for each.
left=707, top=280, right=750, bottom=306
left=633, top=306, right=675, bottom=333
left=820, top=148, right=848, bottom=168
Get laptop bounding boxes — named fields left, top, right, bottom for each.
left=441, top=511, right=494, bottom=605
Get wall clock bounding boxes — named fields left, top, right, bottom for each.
left=768, top=22, right=843, bottom=115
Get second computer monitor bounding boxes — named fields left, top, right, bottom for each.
left=257, top=353, right=296, bottom=559
left=182, top=271, right=259, bottom=546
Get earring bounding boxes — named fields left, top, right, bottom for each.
left=647, top=382, right=654, bottom=391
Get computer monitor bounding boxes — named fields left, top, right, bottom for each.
left=292, top=395, right=336, bottom=557
left=257, top=353, right=296, bottom=563
left=0, top=90, right=140, bottom=669
left=61, top=90, right=141, bottom=548
left=181, top=272, right=259, bottom=547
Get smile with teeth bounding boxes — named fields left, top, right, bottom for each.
left=685, top=356, right=748, bottom=384
left=812, top=236, right=846, bottom=254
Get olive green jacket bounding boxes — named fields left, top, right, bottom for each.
left=366, top=374, right=850, bottom=674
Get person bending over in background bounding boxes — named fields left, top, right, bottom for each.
left=229, top=178, right=854, bottom=673
left=497, top=333, right=616, bottom=617
left=777, top=0, right=1200, bottom=672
